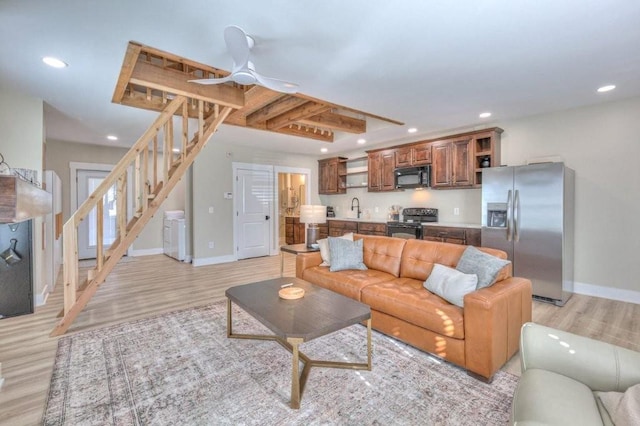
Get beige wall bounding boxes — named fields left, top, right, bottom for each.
left=45, top=139, right=186, bottom=253
left=191, top=141, right=318, bottom=262
left=0, top=87, right=47, bottom=300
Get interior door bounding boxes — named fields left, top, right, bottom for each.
left=77, top=170, right=118, bottom=260
left=236, top=168, right=272, bottom=259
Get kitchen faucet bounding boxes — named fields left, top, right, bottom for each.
left=351, top=197, right=361, bottom=218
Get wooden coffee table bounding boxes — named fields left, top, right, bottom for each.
left=225, top=277, right=372, bottom=409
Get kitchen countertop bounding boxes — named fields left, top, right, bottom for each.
left=421, top=222, right=481, bottom=229
left=326, top=217, right=388, bottom=223
left=325, top=218, right=481, bottom=228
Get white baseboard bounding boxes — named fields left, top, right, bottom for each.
left=574, top=281, right=640, bottom=305
left=35, top=285, right=49, bottom=307
left=129, top=248, right=164, bottom=257
left=192, top=255, right=236, bottom=267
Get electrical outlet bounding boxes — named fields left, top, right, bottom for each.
left=208, top=206, right=214, bottom=214
left=374, top=206, right=379, bottom=213
left=453, top=207, right=460, bottom=216
left=208, top=241, right=214, bottom=249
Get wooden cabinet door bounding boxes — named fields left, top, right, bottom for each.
left=380, top=151, right=396, bottom=191
left=318, top=161, right=329, bottom=194
left=412, top=143, right=432, bottom=165
left=451, top=139, right=472, bottom=186
left=431, top=142, right=451, bottom=188
left=394, top=147, right=412, bottom=168
left=367, top=153, right=381, bottom=191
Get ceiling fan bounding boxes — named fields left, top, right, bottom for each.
left=189, top=25, right=299, bottom=94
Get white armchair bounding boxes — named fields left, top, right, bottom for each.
left=511, top=322, right=640, bottom=425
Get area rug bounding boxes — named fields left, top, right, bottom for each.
left=43, top=301, right=518, bottom=425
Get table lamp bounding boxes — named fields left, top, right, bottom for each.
left=299, top=205, right=327, bottom=248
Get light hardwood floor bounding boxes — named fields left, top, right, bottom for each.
left=1, top=254, right=639, bottom=425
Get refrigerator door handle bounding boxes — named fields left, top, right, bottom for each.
left=506, top=190, right=513, bottom=241
left=514, top=189, right=520, bottom=242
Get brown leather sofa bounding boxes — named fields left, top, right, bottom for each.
left=296, top=234, right=532, bottom=381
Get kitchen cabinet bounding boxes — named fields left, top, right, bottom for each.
left=285, top=216, right=305, bottom=244
left=328, top=220, right=358, bottom=237
left=394, top=143, right=432, bottom=169
left=367, top=150, right=395, bottom=192
left=345, top=156, right=368, bottom=189
left=318, top=157, right=347, bottom=195
left=471, top=128, right=503, bottom=187
left=422, top=226, right=480, bottom=246
left=357, top=222, right=387, bottom=236
left=431, top=138, right=473, bottom=188
left=318, top=223, right=328, bottom=240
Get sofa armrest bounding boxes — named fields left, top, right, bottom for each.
left=295, top=252, right=323, bottom=279
left=463, top=277, right=532, bottom=380
left=520, top=322, right=640, bottom=392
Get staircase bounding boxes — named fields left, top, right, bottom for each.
left=51, top=96, right=232, bottom=336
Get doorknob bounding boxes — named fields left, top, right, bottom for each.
left=265, top=215, right=270, bottom=220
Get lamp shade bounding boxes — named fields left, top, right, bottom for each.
left=299, top=205, right=327, bottom=224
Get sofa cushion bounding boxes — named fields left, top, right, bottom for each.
left=512, top=369, right=604, bottom=426
left=423, top=264, right=478, bottom=307
left=400, top=239, right=465, bottom=280
left=356, top=234, right=406, bottom=277
left=361, top=280, right=465, bottom=339
left=400, top=239, right=511, bottom=282
left=328, top=237, right=367, bottom=272
left=456, top=246, right=511, bottom=289
left=301, top=266, right=396, bottom=300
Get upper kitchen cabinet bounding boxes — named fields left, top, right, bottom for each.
left=431, top=138, right=473, bottom=188
left=367, top=149, right=396, bottom=192
left=395, top=142, right=432, bottom=169
left=318, top=157, right=347, bottom=194
left=471, top=128, right=503, bottom=186
left=431, top=127, right=502, bottom=189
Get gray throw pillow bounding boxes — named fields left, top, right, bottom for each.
left=456, top=246, right=511, bottom=289
left=424, top=263, right=478, bottom=307
left=318, top=232, right=353, bottom=266
left=328, top=237, right=367, bottom=272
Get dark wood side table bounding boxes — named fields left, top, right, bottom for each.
left=280, top=243, right=319, bottom=277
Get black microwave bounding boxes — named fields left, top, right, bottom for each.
left=394, top=165, right=431, bottom=189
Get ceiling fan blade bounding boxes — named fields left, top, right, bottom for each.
left=254, top=72, right=299, bottom=94
left=224, top=25, right=251, bottom=68
left=188, top=75, right=233, bottom=85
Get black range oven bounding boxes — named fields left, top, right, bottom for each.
left=387, top=207, right=438, bottom=239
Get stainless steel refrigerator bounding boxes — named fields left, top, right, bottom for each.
left=481, top=162, right=574, bottom=306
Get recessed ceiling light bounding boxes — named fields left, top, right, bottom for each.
left=479, top=112, right=492, bottom=118
left=172, top=148, right=180, bottom=153
left=320, top=148, right=328, bottom=153
left=407, top=127, right=417, bottom=133
left=42, top=56, right=68, bottom=68
left=597, top=85, right=616, bottom=93
left=357, top=138, right=366, bottom=144
left=106, top=135, right=118, bottom=141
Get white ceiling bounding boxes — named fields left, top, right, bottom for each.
left=1, top=0, right=639, bottom=156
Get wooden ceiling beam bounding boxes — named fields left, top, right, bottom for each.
left=112, top=43, right=142, bottom=103
left=277, top=125, right=334, bottom=142
left=225, top=86, right=284, bottom=126
left=129, top=60, right=244, bottom=109
left=245, top=96, right=308, bottom=127
left=298, top=111, right=366, bottom=134
left=266, top=102, right=331, bottom=131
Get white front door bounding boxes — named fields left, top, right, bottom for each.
left=235, top=167, right=272, bottom=259
left=77, top=170, right=118, bottom=260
